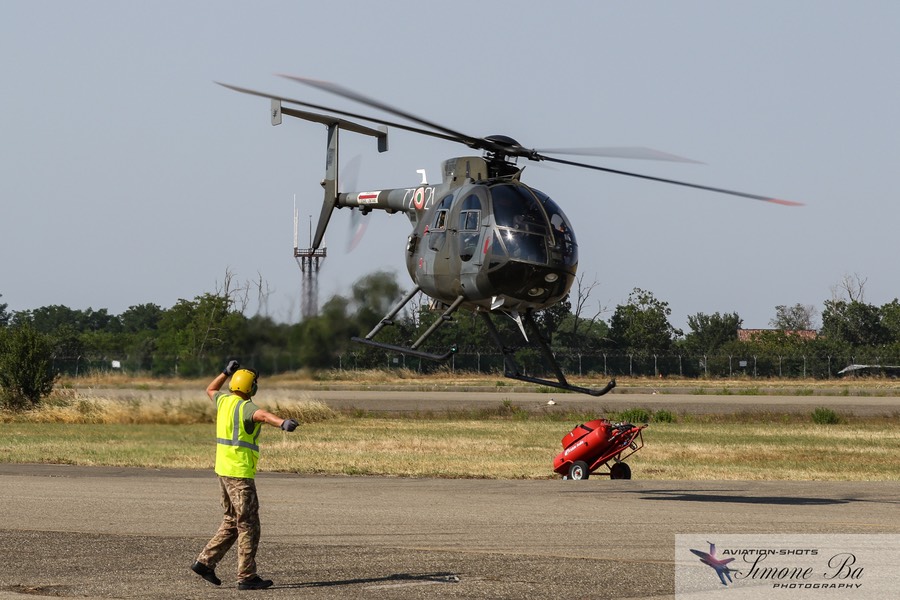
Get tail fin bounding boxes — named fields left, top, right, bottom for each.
left=312, top=124, right=339, bottom=249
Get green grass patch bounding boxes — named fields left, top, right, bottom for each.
left=812, top=406, right=842, bottom=425
left=614, top=407, right=652, bottom=424
left=653, top=409, right=676, bottom=423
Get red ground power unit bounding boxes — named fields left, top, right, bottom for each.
left=553, top=418, right=646, bottom=480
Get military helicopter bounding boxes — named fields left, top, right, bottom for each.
left=219, top=76, right=801, bottom=396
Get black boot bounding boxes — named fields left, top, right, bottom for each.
left=191, top=561, right=221, bottom=586
left=238, top=575, right=274, bottom=590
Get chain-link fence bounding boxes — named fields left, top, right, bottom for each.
left=51, top=350, right=900, bottom=380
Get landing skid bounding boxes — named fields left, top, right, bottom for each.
left=353, top=288, right=615, bottom=397
left=479, top=311, right=616, bottom=397
left=504, top=372, right=616, bottom=397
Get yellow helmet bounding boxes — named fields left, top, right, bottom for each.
left=229, top=368, right=258, bottom=397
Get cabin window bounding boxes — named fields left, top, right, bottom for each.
left=459, top=210, right=479, bottom=232
left=428, top=207, right=448, bottom=252
left=457, top=195, right=482, bottom=262
left=460, top=193, right=481, bottom=212
left=458, top=210, right=481, bottom=263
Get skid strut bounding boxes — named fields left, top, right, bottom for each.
left=352, top=289, right=460, bottom=361
left=479, top=310, right=615, bottom=397
left=351, top=290, right=614, bottom=396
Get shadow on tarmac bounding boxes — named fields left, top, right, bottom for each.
left=273, top=572, right=460, bottom=589
left=628, top=489, right=852, bottom=505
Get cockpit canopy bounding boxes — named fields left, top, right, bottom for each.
left=488, top=182, right=577, bottom=269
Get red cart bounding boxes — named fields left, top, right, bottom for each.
left=553, top=419, right=647, bottom=480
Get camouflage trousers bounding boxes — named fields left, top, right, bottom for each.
left=196, top=476, right=261, bottom=580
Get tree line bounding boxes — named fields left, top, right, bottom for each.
left=2, top=271, right=898, bottom=408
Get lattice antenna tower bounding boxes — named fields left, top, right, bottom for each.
left=294, top=196, right=326, bottom=320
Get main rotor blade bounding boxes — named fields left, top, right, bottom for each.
left=279, top=74, right=487, bottom=150
left=541, top=155, right=803, bottom=206
left=536, top=146, right=704, bottom=164
left=216, top=82, right=461, bottom=144
left=223, top=79, right=801, bottom=207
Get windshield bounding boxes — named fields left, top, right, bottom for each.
left=489, top=183, right=578, bottom=267
left=489, top=183, right=548, bottom=264
left=490, top=183, right=548, bottom=234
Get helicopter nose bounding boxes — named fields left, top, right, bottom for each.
left=487, top=261, right=573, bottom=308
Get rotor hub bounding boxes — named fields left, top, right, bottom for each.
left=483, top=135, right=526, bottom=178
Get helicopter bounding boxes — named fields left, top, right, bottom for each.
left=219, top=76, right=801, bottom=396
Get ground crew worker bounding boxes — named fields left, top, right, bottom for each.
left=191, top=360, right=299, bottom=590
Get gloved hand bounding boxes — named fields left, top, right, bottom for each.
left=223, top=360, right=240, bottom=376
left=281, top=419, right=299, bottom=432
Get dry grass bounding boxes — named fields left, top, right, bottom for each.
left=265, top=419, right=555, bottom=478
left=3, top=376, right=898, bottom=480
left=3, top=409, right=898, bottom=480
left=57, top=370, right=900, bottom=397
left=1, top=388, right=336, bottom=426
left=641, top=422, right=900, bottom=480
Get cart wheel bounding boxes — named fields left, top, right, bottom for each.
left=568, top=461, right=590, bottom=480
left=610, top=462, right=631, bottom=480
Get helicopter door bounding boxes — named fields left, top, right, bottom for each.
left=426, top=193, right=455, bottom=289
left=450, top=190, right=487, bottom=297
left=427, top=204, right=449, bottom=252
left=456, top=193, right=483, bottom=264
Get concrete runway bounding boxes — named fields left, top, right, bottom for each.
left=1, top=464, right=898, bottom=599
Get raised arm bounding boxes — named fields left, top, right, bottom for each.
left=208, top=360, right=241, bottom=402
left=206, top=373, right=228, bottom=402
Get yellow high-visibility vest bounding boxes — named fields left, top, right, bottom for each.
left=215, top=393, right=262, bottom=478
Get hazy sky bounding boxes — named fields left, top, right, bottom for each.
left=2, top=1, right=898, bottom=331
